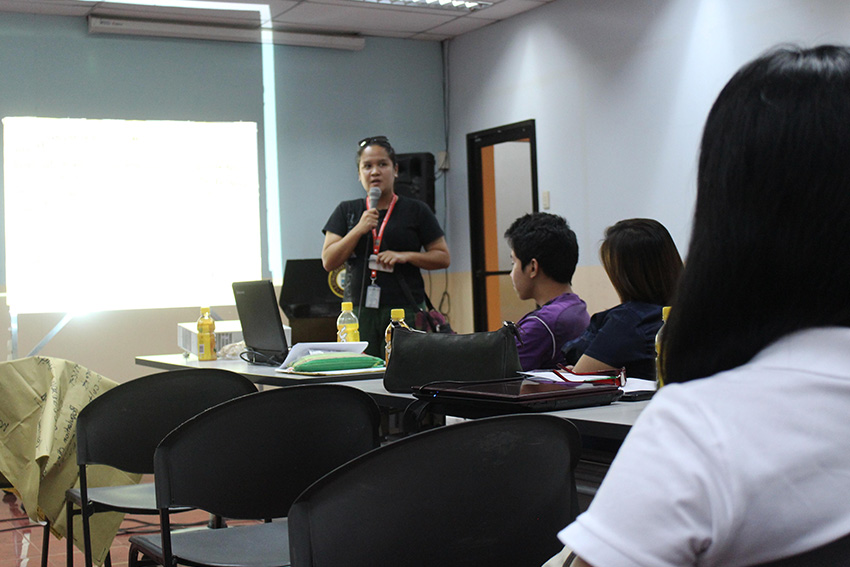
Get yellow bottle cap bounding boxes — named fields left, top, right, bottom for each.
left=391, top=308, right=406, bottom=320
left=200, top=307, right=210, bottom=315
left=662, top=306, right=672, bottom=320
left=341, top=302, right=353, bottom=311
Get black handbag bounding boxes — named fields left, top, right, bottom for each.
left=383, top=322, right=522, bottom=393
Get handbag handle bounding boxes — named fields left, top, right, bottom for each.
left=394, top=270, right=436, bottom=312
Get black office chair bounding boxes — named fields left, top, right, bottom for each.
left=127, top=384, right=382, bottom=567
left=288, top=413, right=582, bottom=567
left=65, top=368, right=257, bottom=567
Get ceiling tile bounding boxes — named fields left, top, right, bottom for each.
left=425, top=14, right=494, bottom=36
left=0, top=0, right=540, bottom=40
left=472, top=0, right=548, bottom=20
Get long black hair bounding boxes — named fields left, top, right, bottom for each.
left=661, top=45, right=850, bottom=384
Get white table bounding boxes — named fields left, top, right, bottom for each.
left=136, top=353, right=383, bottom=384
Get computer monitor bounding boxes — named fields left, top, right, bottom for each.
left=232, top=280, right=289, bottom=365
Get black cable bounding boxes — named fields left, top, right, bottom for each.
left=438, top=39, right=453, bottom=321
left=239, top=349, right=280, bottom=366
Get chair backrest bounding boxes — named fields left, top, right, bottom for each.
left=153, top=384, right=382, bottom=520
left=75, top=368, right=257, bottom=473
left=288, top=414, right=581, bottom=567
left=749, top=532, right=850, bottom=566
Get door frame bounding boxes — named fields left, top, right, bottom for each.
left=466, top=119, right=539, bottom=331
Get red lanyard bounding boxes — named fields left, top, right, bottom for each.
left=369, top=194, right=398, bottom=280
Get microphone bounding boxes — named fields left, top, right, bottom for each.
left=368, top=187, right=381, bottom=209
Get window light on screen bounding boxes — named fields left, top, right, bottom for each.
left=2, top=116, right=262, bottom=314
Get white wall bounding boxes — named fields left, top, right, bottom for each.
left=445, top=0, right=850, bottom=272
left=494, top=141, right=533, bottom=272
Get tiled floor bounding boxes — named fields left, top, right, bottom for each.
left=1, top=489, right=211, bottom=567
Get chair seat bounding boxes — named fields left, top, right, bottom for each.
left=66, top=483, right=191, bottom=515
left=129, top=521, right=290, bottom=567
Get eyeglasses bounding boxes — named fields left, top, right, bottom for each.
left=552, top=364, right=627, bottom=387
left=358, top=135, right=389, bottom=148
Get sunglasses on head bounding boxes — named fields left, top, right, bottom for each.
left=358, top=135, right=389, bottom=148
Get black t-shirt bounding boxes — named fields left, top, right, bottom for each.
left=322, top=195, right=444, bottom=307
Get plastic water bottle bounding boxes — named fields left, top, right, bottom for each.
left=337, top=302, right=360, bottom=342
left=384, top=308, right=411, bottom=363
left=197, top=307, right=217, bottom=361
left=655, top=306, right=671, bottom=387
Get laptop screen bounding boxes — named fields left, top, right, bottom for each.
left=232, top=280, right=289, bottom=365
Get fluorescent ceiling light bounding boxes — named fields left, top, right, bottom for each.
left=343, top=0, right=492, bottom=11
left=88, top=16, right=366, bottom=50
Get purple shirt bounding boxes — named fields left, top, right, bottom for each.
left=515, top=292, right=590, bottom=371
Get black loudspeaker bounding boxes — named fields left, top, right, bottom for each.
left=395, top=152, right=436, bottom=212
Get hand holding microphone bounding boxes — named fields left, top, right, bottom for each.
left=369, top=186, right=382, bottom=209
left=357, top=187, right=382, bottom=235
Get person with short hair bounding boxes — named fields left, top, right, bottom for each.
left=560, top=218, right=683, bottom=381
left=556, top=44, right=850, bottom=567
left=504, top=212, right=590, bottom=370
left=322, top=136, right=450, bottom=357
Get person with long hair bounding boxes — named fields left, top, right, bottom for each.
left=555, top=45, right=850, bottom=566
left=561, top=218, right=682, bottom=380
left=322, top=136, right=450, bottom=357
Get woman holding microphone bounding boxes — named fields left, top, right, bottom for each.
left=322, top=136, right=450, bottom=357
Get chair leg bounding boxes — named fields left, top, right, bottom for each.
left=41, top=521, right=50, bottom=567
left=67, top=501, right=75, bottom=567
left=128, top=544, right=155, bottom=567
left=80, top=505, right=94, bottom=567
left=209, top=514, right=226, bottom=529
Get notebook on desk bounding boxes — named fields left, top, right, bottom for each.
left=232, top=280, right=289, bottom=366
left=412, top=377, right=622, bottom=415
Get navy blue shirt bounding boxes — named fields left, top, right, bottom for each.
left=560, top=301, right=662, bottom=380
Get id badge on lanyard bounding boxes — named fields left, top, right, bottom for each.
left=364, top=194, right=398, bottom=308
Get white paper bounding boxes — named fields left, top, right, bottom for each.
left=622, top=378, right=657, bottom=394
left=279, top=341, right=368, bottom=369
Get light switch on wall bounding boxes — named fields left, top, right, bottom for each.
left=542, top=190, right=550, bottom=210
